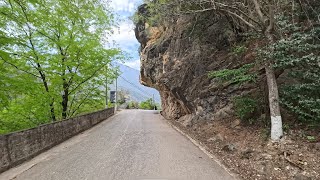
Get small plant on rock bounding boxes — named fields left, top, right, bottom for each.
left=208, top=63, right=256, bottom=85
left=232, top=45, right=248, bottom=55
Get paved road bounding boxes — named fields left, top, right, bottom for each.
left=0, top=110, right=236, bottom=180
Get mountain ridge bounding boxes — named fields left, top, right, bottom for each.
left=109, top=63, right=161, bottom=103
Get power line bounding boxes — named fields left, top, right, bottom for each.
left=118, top=75, right=160, bottom=102
left=108, top=63, right=160, bottom=102
left=119, top=75, right=152, bottom=96
left=117, top=85, right=150, bottom=100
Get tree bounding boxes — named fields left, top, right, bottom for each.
left=260, top=4, right=320, bottom=125
left=139, top=98, right=154, bottom=110
left=0, top=0, right=121, bottom=133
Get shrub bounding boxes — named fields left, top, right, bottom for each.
left=233, top=95, right=259, bottom=124
left=232, top=45, right=248, bottom=55
left=139, top=98, right=154, bottom=110
left=127, top=101, right=139, bottom=109
left=208, top=63, right=256, bottom=84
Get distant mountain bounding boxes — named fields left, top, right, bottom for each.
left=109, top=64, right=161, bottom=103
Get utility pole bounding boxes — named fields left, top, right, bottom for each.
left=153, top=94, right=155, bottom=110
left=105, top=76, right=108, bottom=108
left=114, top=77, right=118, bottom=113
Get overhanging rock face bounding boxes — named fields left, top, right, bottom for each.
left=0, top=108, right=114, bottom=173
left=135, top=5, right=259, bottom=124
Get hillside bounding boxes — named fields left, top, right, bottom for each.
left=109, top=64, right=161, bottom=103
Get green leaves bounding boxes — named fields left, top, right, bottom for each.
left=0, top=0, right=122, bottom=134
left=233, top=95, right=260, bottom=124
left=139, top=98, right=154, bottom=110
left=258, top=13, right=320, bottom=124
left=133, top=0, right=178, bottom=26
left=208, top=63, right=256, bottom=85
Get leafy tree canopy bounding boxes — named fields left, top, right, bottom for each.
left=0, top=0, right=123, bottom=134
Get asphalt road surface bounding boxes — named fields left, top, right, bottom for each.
left=0, top=110, right=236, bottom=180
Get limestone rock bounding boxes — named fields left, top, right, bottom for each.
left=293, top=173, right=312, bottom=180
left=135, top=4, right=258, bottom=122
left=231, top=119, right=241, bottom=128
left=222, top=143, right=236, bottom=152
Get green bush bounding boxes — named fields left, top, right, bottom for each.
left=233, top=95, right=259, bottom=124
left=208, top=63, right=256, bottom=84
left=127, top=101, right=139, bottom=109
left=132, top=0, right=177, bottom=26
left=139, top=98, right=154, bottom=110
left=232, top=45, right=248, bottom=55
left=131, top=12, right=144, bottom=25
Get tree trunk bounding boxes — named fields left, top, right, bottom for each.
left=59, top=47, right=69, bottom=119
left=49, top=101, right=56, bottom=122
left=37, top=64, right=56, bottom=122
left=265, top=62, right=283, bottom=140
left=265, top=26, right=283, bottom=140
left=262, top=2, right=283, bottom=141
left=61, top=82, right=69, bottom=119
left=42, top=81, right=56, bottom=122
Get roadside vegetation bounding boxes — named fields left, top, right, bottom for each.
left=0, top=0, right=122, bottom=134
left=126, top=99, right=160, bottom=110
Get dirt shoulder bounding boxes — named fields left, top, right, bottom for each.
left=169, top=118, right=320, bottom=180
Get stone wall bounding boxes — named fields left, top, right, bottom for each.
left=0, top=108, right=114, bottom=173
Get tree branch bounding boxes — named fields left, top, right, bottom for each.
left=251, top=0, right=267, bottom=24
left=0, top=56, right=41, bottom=78
left=69, top=65, right=106, bottom=94
left=178, top=1, right=262, bottom=31
left=69, top=90, right=92, bottom=117
left=221, top=9, right=259, bottom=31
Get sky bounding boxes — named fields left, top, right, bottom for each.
left=109, top=0, right=143, bottom=70
left=107, top=0, right=161, bottom=103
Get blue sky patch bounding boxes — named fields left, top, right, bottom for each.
left=110, top=0, right=142, bottom=70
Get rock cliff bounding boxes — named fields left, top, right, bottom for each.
left=134, top=3, right=320, bottom=179
left=135, top=5, right=262, bottom=124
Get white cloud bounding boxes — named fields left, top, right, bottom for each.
left=111, top=22, right=136, bottom=44
left=110, top=22, right=141, bottom=70
left=109, top=0, right=142, bottom=70
left=123, top=59, right=141, bottom=70
left=108, top=0, right=142, bottom=48
left=110, top=0, right=137, bottom=13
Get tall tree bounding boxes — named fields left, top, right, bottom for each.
left=0, top=0, right=121, bottom=133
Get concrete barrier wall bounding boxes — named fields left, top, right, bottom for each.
left=0, top=108, right=114, bottom=173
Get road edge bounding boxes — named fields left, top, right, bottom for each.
left=165, top=119, right=241, bottom=180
